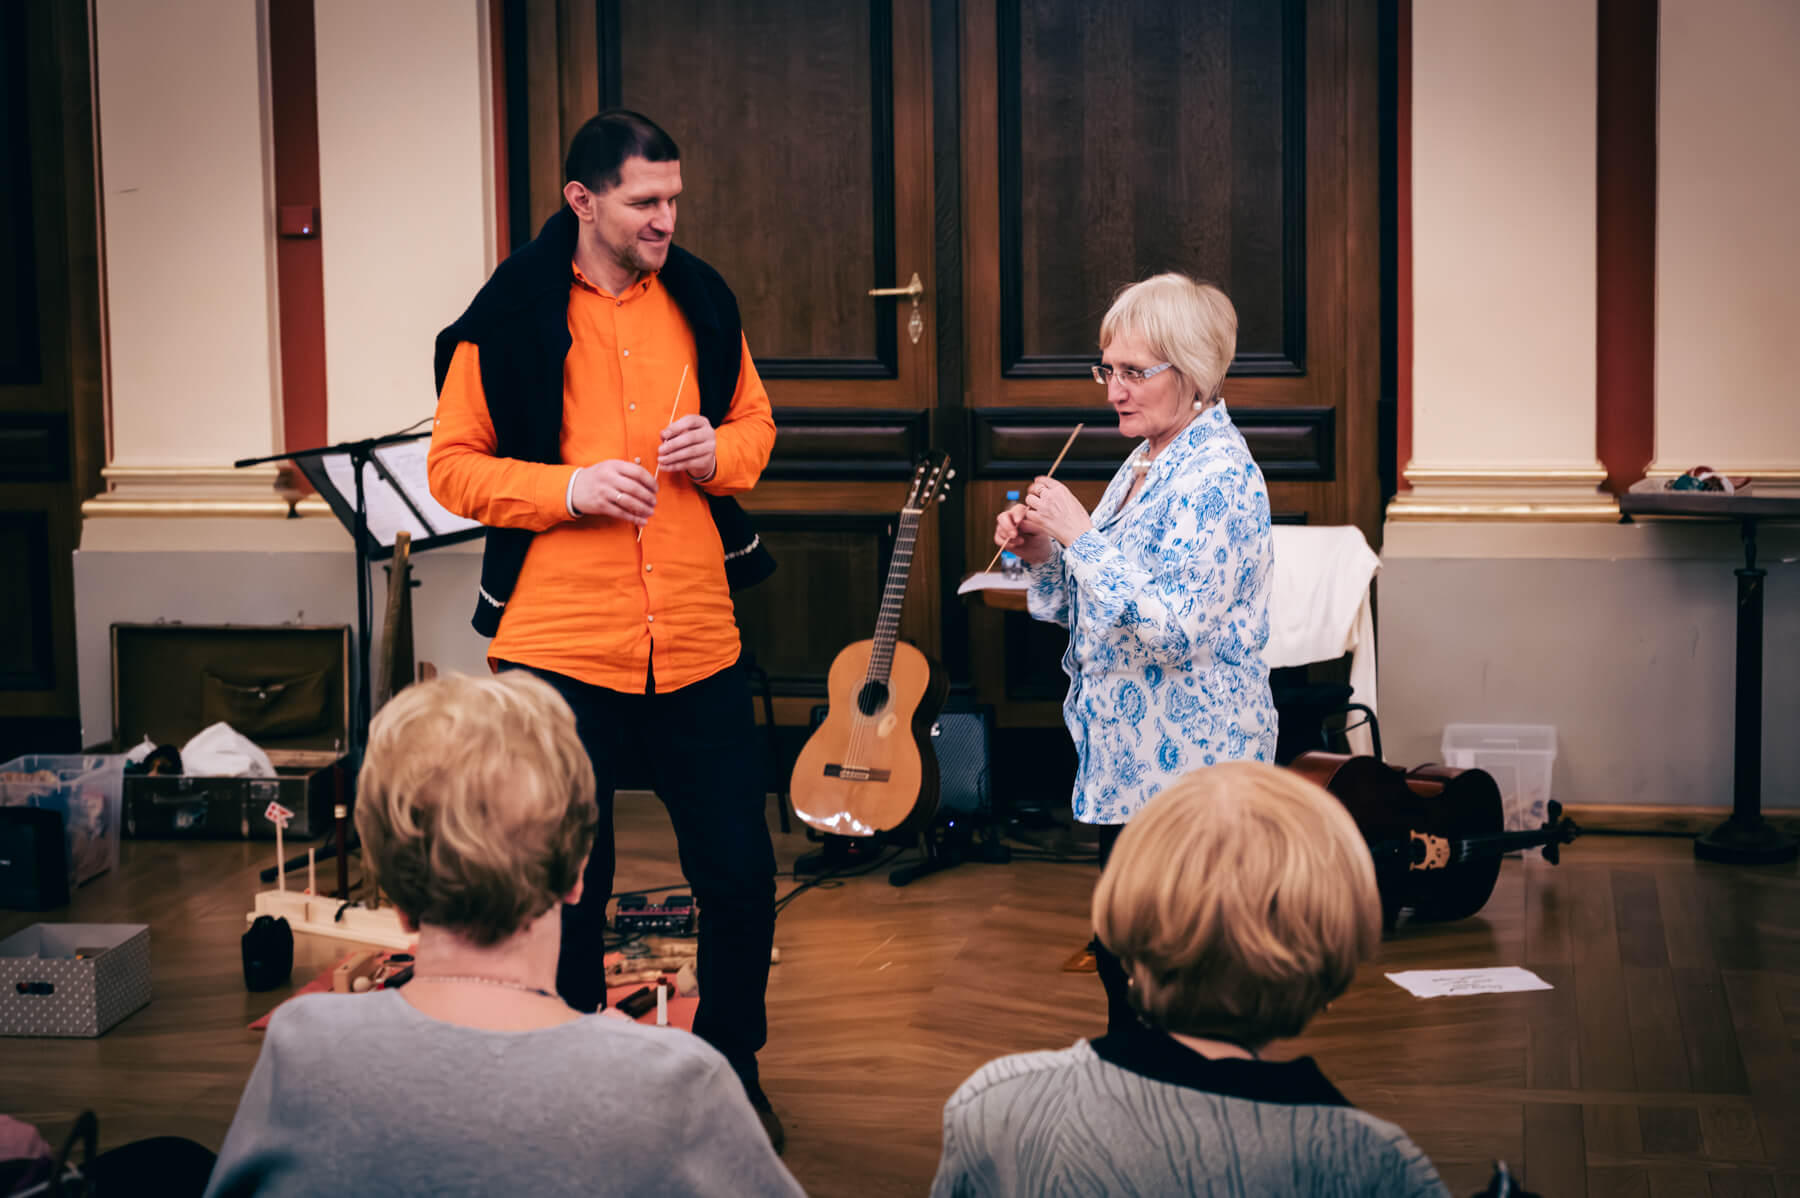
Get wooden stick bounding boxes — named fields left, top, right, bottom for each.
left=307, top=847, right=316, bottom=895
left=983, top=422, right=1085, bottom=573
left=637, top=365, right=690, bottom=543
left=274, top=820, right=285, bottom=891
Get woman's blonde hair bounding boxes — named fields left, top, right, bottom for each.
left=1092, top=762, right=1381, bottom=1045
left=1099, top=273, right=1238, bottom=406
left=355, top=671, right=597, bottom=947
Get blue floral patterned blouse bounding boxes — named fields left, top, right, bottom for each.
left=1026, top=401, right=1277, bottom=824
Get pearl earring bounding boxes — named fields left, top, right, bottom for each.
left=1192, top=396, right=1204, bottom=411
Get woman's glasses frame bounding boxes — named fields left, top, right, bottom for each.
left=1090, top=362, right=1174, bottom=386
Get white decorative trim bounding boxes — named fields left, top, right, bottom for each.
left=723, top=534, right=761, bottom=562
left=477, top=584, right=506, bottom=609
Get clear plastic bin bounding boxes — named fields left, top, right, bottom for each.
left=0, top=755, right=126, bottom=886
left=1441, top=725, right=1556, bottom=832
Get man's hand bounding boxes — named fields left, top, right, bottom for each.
left=994, top=503, right=1056, bottom=565
left=571, top=459, right=658, bottom=526
left=1022, top=476, right=1093, bottom=547
left=657, top=414, right=717, bottom=482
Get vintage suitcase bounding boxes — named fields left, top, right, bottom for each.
left=113, top=624, right=350, bottom=840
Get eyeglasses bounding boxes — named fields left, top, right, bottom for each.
left=1091, top=362, right=1174, bottom=386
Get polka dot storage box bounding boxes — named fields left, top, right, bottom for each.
left=0, top=923, right=151, bottom=1037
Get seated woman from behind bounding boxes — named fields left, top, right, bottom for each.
left=931, top=762, right=1449, bottom=1198
left=206, top=672, right=803, bottom=1198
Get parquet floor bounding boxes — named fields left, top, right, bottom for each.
left=2, top=799, right=1796, bottom=1197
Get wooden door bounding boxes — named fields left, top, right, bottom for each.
left=0, top=1, right=103, bottom=758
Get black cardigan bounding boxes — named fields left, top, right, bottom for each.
left=433, top=207, right=775, bottom=637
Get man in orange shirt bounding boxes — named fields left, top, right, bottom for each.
left=428, top=111, right=784, bottom=1146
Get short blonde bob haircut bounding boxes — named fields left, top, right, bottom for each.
left=1093, top=762, right=1381, bottom=1045
left=1099, top=273, right=1238, bottom=408
left=355, top=671, right=597, bottom=947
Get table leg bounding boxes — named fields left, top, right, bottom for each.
left=1695, top=517, right=1797, bottom=863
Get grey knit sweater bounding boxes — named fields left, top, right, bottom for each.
left=931, top=1025, right=1450, bottom=1198
left=204, top=990, right=803, bottom=1198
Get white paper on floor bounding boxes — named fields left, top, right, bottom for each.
left=1384, top=967, right=1553, bottom=998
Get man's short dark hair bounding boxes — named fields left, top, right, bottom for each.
left=564, top=110, right=680, bottom=193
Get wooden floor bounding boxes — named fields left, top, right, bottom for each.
left=3, top=799, right=1797, bottom=1197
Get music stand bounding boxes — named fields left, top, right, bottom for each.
left=236, top=427, right=486, bottom=893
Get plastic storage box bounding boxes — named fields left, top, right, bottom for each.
left=1441, top=725, right=1556, bottom=832
left=0, top=755, right=126, bottom=886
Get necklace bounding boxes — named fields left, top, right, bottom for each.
left=410, top=974, right=560, bottom=1000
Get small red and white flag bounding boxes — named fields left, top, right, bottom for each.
left=264, top=801, right=296, bottom=828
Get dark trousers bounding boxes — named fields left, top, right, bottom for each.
left=501, top=660, right=777, bottom=1090
left=1095, top=823, right=1135, bottom=1036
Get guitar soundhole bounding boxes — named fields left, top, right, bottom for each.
left=856, top=680, right=890, bottom=717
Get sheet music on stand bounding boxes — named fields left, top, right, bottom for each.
left=298, top=435, right=484, bottom=559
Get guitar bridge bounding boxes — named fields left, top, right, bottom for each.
left=823, top=764, right=891, bottom=783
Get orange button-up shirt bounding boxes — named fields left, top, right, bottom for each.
left=427, top=267, right=776, bottom=693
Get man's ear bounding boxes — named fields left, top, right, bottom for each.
left=395, top=909, right=419, bottom=934
left=563, top=180, right=595, bottom=220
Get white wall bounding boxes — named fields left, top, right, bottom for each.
left=314, top=0, right=496, bottom=444
left=1653, top=0, right=1800, bottom=477
left=93, top=0, right=281, bottom=472
left=1408, top=0, right=1600, bottom=485
left=1378, top=523, right=1800, bottom=809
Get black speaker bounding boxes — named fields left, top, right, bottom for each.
left=242, top=915, right=294, bottom=991
left=930, top=706, right=994, bottom=817
left=0, top=807, right=69, bottom=911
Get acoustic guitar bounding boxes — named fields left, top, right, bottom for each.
left=1289, top=751, right=1581, bottom=928
left=791, top=452, right=953, bottom=838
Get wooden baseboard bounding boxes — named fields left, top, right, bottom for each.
left=1562, top=803, right=1800, bottom=837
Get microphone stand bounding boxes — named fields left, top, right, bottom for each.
left=235, top=427, right=427, bottom=895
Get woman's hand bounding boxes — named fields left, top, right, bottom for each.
left=994, top=503, right=1056, bottom=565
left=1022, top=477, right=1093, bottom=547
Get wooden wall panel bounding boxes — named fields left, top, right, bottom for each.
left=1, top=0, right=100, bottom=732
left=1003, top=0, right=1304, bottom=376
left=617, top=0, right=892, bottom=376
left=0, top=513, right=54, bottom=689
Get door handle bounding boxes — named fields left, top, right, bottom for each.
left=867, top=272, right=924, bottom=299
left=868, top=272, right=926, bottom=344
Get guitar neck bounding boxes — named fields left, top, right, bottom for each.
left=867, top=509, right=921, bottom=682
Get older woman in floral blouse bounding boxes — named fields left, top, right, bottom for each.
left=994, top=272, right=1277, bottom=1032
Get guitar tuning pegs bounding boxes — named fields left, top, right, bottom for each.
left=946, top=468, right=956, bottom=479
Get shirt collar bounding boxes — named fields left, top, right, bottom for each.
left=570, top=262, right=658, bottom=301
left=1089, top=1019, right=1351, bottom=1107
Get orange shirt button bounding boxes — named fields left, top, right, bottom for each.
left=645, top=564, right=654, bottom=572
left=629, top=403, right=637, bottom=411
left=646, top=614, right=655, bottom=623
left=633, top=456, right=641, bottom=464
left=623, top=349, right=630, bottom=357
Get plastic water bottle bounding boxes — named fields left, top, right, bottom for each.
left=1000, top=490, right=1025, bottom=578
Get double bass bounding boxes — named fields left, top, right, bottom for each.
left=1290, top=751, right=1581, bottom=929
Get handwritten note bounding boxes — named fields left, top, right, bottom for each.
left=1385, top=967, right=1553, bottom=998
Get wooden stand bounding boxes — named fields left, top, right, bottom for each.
left=247, top=889, right=414, bottom=950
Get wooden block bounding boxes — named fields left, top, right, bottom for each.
left=1700, top=1102, right=1765, bottom=1164
left=332, top=950, right=380, bottom=994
